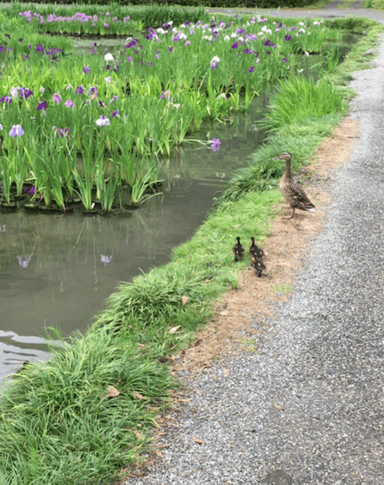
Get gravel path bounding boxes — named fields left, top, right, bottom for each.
left=127, top=34, right=384, bottom=485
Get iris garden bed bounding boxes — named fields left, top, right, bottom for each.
left=0, top=8, right=381, bottom=485
left=1, top=8, right=343, bottom=214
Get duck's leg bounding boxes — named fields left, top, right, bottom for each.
left=289, top=208, right=295, bottom=219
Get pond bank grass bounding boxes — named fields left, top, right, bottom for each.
left=0, top=16, right=382, bottom=485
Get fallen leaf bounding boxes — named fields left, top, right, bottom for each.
left=134, top=428, right=142, bottom=440
left=107, top=386, right=120, bottom=398
left=227, top=442, right=231, bottom=448
left=274, top=402, right=284, bottom=410
left=192, top=436, right=204, bottom=445
left=169, top=325, right=181, bottom=334
left=134, top=392, right=148, bottom=400
left=137, top=343, right=145, bottom=348
left=158, top=443, right=171, bottom=449
left=177, top=398, right=192, bottom=403
left=182, top=295, right=189, bottom=306
left=158, top=432, right=167, bottom=437
left=224, top=368, right=229, bottom=376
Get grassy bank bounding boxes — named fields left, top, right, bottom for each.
left=0, top=16, right=382, bottom=485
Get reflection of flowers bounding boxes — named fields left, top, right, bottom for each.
left=101, top=255, right=112, bottom=267
left=17, top=255, right=31, bottom=268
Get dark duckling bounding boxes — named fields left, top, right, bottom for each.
left=273, top=152, right=316, bottom=219
left=251, top=258, right=266, bottom=278
left=250, top=237, right=264, bottom=261
left=250, top=237, right=266, bottom=277
left=233, top=237, right=244, bottom=262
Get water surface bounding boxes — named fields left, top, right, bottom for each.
left=0, top=97, right=267, bottom=381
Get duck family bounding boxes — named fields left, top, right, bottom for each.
left=274, top=152, right=315, bottom=219
left=233, top=236, right=266, bottom=277
left=231, top=151, right=315, bottom=276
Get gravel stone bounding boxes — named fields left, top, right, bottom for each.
left=128, top=34, right=384, bottom=485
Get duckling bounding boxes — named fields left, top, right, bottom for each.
left=249, top=237, right=266, bottom=277
left=273, top=152, right=315, bottom=219
left=249, top=237, right=264, bottom=261
left=251, top=257, right=266, bottom=278
left=233, top=237, right=244, bottom=262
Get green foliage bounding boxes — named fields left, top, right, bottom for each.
left=261, top=76, right=346, bottom=132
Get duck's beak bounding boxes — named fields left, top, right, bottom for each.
left=273, top=155, right=282, bottom=160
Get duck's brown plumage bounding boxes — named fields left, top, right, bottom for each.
left=273, top=152, right=316, bottom=219
left=233, top=237, right=244, bottom=262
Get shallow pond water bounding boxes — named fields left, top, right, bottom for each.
left=0, top=95, right=268, bottom=381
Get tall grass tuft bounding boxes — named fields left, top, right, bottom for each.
left=261, top=76, right=346, bottom=132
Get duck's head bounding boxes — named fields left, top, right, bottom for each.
left=273, top=152, right=292, bottom=163
left=250, top=237, right=255, bottom=244
left=236, top=236, right=241, bottom=244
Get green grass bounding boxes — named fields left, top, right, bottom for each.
left=364, top=0, right=384, bottom=8
left=0, top=15, right=382, bottom=485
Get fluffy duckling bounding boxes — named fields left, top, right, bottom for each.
left=233, top=237, right=244, bottom=262
left=249, top=237, right=266, bottom=277
left=249, top=237, right=264, bottom=261
left=273, top=152, right=315, bottom=219
left=251, top=258, right=266, bottom=278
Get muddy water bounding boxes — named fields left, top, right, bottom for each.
left=0, top=97, right=267, bottom=381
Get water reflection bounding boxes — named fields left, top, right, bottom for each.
left=0, top=96, right=268, bottom=381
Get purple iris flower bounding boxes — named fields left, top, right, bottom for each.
left=248, top=66, right=254, bottom=73
left=9, top=125, right=24, bottom=137
left=35, top=43, right=44, bottom=52
left=19, top=38, right=23, bottom=42
left=110, top=96, right=118, bottom=103
left=282, top=57, right=288, bottom=63
left=0, top=96, right=12, bottom=104
left=285, top=35, right=292, bottom=41
left=53, top=93, right=61, bottom=104
left=96, top=116, right=110, bottom=127
left=65, top=100, right=75, bottom=108
left=232, top=42, right=239, bottom=49
left=168, top=46, right=174, bottom=52
left=37, top=101, right=47, bottom=111
left=127, top=56, right=132, bottom=62
left=111, top=110, right=120, bottom=118
left=83, top=66, right=91, bottom=74
left=210, top=138, right=221, bottom=152
left=75, top=85, right=84, bottom=94
left=17, top=255, right=31, bottom=268
left=104, top=23, right=109, bottom=28
left=0, top=46, right=4, bottom=53
left=88, top=86, right=98, bottom=96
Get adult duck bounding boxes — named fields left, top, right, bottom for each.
left=273, top=152, right=315, bottom=219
